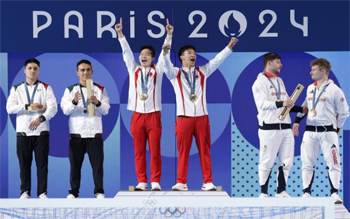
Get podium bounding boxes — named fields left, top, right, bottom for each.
left=0, top=191, right=349, bottom=218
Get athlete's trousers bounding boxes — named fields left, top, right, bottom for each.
left=131, top=111, right=162, bottom=183
left=175, top=115, right=213, bottom=184
left=301, top=130, right=341, bottom=194
left=16, top=133, right=49, bottom=197
left=68, top=136, right=104, bottom=197
left=258, top=129, right=294, bottom=193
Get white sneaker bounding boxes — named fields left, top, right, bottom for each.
left=38, top=193, right=48, bottom=199
left=172, top=183, right=188, bottom=191
left=151, top=182, right=161, bottom=191
left=259, top=193, right=268, bottom=198
left=20, top=191, right=30, bottom=199
left=302, top=192, right=311, bottom=198
left=331, top=193, right=343, bottom=204
left=67, top=194, right=76, bottom=199
left=95, top=193, right=105, bottom=199
left=201, top=183, right=217, bottom=191
left=275, top=191, right=291, bottom=198
left=135, top=183, right=148, bottom=191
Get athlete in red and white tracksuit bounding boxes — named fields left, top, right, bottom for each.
left=294, top=75, right=349, bottom=200
left=162, top=37, right=238, bottom=190
left=115, top=18, right=173, bottom=190
left=252, top=53, right=305, bottom=197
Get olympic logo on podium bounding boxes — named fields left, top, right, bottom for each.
left=159, top=207, right=186, bottom=218
left=142, top=199, right=158, bottom=207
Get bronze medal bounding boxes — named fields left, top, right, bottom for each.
left=310, top=109, right=317, bottom=116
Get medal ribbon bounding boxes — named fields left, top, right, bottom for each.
left=312, top=83, right=330, bottom=109
left=181, top=68, right=196, bottom=95
left=264, top=73, right=281, bottom=100
left=141, top=68, right=152, bottom=94
left=80, top=85, right=88, bottom=111
left=24, top=81, right=39, bottom=104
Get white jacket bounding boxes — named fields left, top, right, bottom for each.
left=163, top=46, right=232, bottom=117
left=119, top=36, right=171, bottom=113
left=6, top=80, right=58, bottom=136
left=296, top=79, right=349, bottom=129
left=252, top=72, right=291, bottom=126
left=60, top=82, right=110, bottom=138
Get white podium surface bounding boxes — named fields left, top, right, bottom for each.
left=0, top=191, right=348, bottom=219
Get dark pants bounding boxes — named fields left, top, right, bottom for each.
left=16, top=134, right=49, bottom=197
left=68, top=136, right=104, bottom=197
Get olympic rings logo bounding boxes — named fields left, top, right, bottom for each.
left=142, top=199, right=158, bottom=206
left=159, top=207, right=186, bottom=218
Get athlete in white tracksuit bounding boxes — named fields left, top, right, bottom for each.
left=61, top=59, right=110, bottom=198
left=6, top=58, right=58, bottom=199
left=293, top=58, right=349, bottom=204
left=252, top=52, right=306, bottom=198
left=115, top=18, right=173, bottom=191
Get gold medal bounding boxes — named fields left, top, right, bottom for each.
left=310, top=109, right=317, bottom=116
left=140, top=93, right=148, bottom=101
left=189, top=94, right=198, bottom=102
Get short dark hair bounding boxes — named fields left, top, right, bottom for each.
left=310, top=58, right=331, bottom=76
left=76, top=59, right=92, bottom=69
left=24, top=58, right=40, bottom=67
left=140, top=45, right=155, bottom=57
left=262, top=52, right=281, bottom=68
left=178, top=45, right=196, bottom=63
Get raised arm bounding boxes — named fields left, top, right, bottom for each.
left=165, top=18, right=173, bottom=43
left=115, top=17, right=124, bottom=39
left=158, top=18, right=173, bottom=64
left=203, top=37, right=239, bottom=77
left=115, top=17, right=138, bottom=73
left=158, top=18, right=177, bottom=80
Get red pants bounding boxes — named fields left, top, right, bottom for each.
left=131, top=111, right=162, bottom=183
left=175, top=115, right=213, bottom=184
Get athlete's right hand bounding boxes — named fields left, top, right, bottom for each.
left=73, top=91, right=81, bottom=103
left=292, top=123, right=299, bottom=136
left=115, top=18, right=123, bottom=35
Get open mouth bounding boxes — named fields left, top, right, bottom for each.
left=190, top=58, right=195, bottom=62
left=142, top=59, right=147, bottom=63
